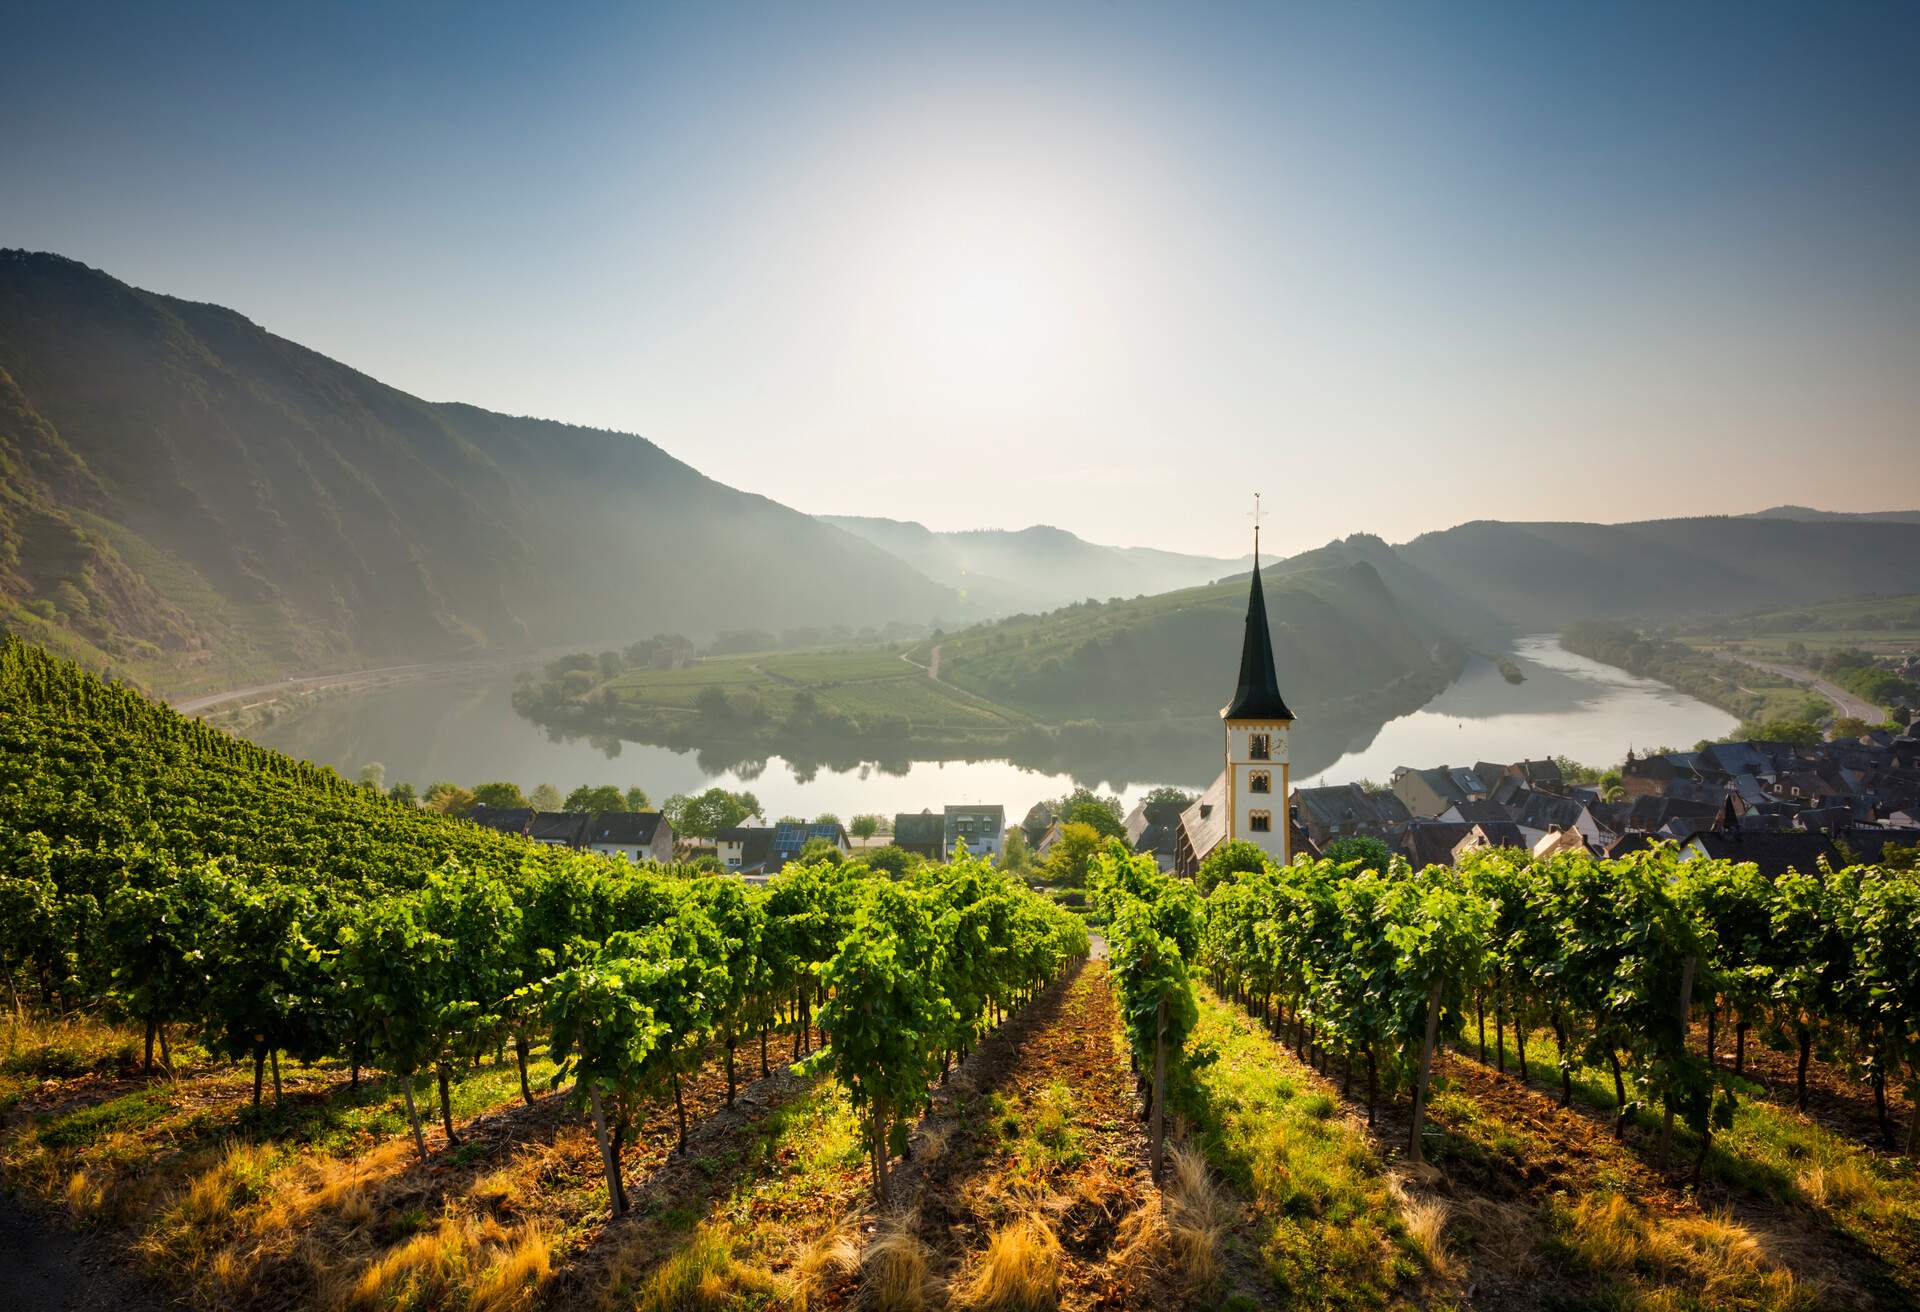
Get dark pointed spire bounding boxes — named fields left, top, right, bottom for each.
left=1222, top=533, right=1294, bottom=722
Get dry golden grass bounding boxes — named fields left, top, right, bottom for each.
left=1398, top=1194, right=1457, bottom=1280
left=1564, top=1193, right=1817, bottom=1312
left=65, top=1167, right=104, bottom=1216
left=956, top=1214, right=1062, bottom=1312
left=1162, top=1145, right=1227, bottom=1288
left=466, top=1224, right=553, bottom=1312
left=788, top=1217, right=861, bottom=1311
left=1795, top=1159, right=1877, bottom=1213
left=859, top=1212, right=934, bottom=1312
left=1110, top=1199, right=1170, bottom=1284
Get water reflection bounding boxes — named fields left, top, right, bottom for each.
left=242, top=636, right=1736, bottom=820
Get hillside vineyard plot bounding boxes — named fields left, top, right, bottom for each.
left=9, top=632, right=1920, bottom=1309
left=0, top=636, right=1088, bottom=1302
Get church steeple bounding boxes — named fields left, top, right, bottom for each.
left=1222, top=507, right=1293, bottom=722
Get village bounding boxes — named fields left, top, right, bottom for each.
left=459, top=551, right=1920, bottom=886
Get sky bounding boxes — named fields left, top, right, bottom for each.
left=5, top=1, right=1917, bottom=558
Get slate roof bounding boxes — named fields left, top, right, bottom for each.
left=1125, top=800, right=1186, bottom=862
left=1401, top=821, right=1474, bottom=869
left=469, top=806, right=534, bottom=836
left=1178, top=771, right=1230, bottom=866
left=585, top=812, right=665, bottom=846
left=1222, top=562, right=1294, bottom=721
left=528, top=811, right=589, bottom=845
left=1686, top=830, right=1839, bottom=877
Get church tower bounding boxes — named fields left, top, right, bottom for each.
left=1221, top=507, right=1294, bottom=865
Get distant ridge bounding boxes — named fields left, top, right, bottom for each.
left=821, top=513, right=1249, bottom=612
left=0, top=250, right=959, bottom=693
left=1740, top=505, right=1920, bottom=524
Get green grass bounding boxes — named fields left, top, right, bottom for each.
left=1176, top=988, right=1420, bottom=1308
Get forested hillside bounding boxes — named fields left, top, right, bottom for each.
left=930, top=558, right=1463, bottom=719
left=1397, top=514, right=1920, bottom=631
left=0, top=251, right=958, bottom=694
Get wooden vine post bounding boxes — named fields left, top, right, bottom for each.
left=1660, top=955, right=1697, bottom=1166
left=1408, top=981, right=1444, bottom=1166
left=1150, top=994, right=1168, bottom=1180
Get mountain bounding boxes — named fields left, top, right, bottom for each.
left=0, top=251, right=960, bottom=693
left=1740, top=505, right=1920, bottom=524
left=821, top=515, right=1247, bottom=613
left=1394, top=515, right=1920, bottom=631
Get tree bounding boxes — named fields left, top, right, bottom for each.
left=849, top=813, right=884, bottom=839
left=814, top=812, right=842, bottom=827
left=1828, top=716, right=1873, bottom=741
left=565, top=784, right=628, bottom=813
left=1053, top=787, right=1125, bottom=839
left=1041, top=823, right=1104, bottom=887
left=800, top=836, right=846, bottom=866
left=358, top=761, right=387, bottom=791
left=388, top=781, right=417, bottom=807
left=662, top=788, right=763, bottom=839
left=422, top=782, right=476, bottom=816
left=1196, top=839, right=1270, bottom=893
left=1142, top=786, right=1195, bottom=808
left=529, top=783, right=563, bottom=811
left=865, top=845, right=917, bottom=880
left=1002, top=826, right=1032, bottom=873
left=472, top=781, right=529, bottom=810
left=625, top=785, right=652, bottom=811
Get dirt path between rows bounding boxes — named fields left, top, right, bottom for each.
left=0, top=1190, right=172, bottom=1312
left=879, top=958, right=1175, bottom=1311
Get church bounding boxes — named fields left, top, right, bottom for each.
left=1173, top=541, right=1306, bottom=877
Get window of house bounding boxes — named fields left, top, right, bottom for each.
left=1249, top=770, right=1271, bottom=794
left=1249, top=733, right=1270, bottom=760
left=1249, top=809, right=1271, bottom=832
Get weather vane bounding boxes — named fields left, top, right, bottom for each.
left=1249, top=492, right=1266, bottom=562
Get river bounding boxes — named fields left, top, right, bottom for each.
left=243, top=637, right=1743, bottom=822
left=241, top=635, right=1735, bottom=821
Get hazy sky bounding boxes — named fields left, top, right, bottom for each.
left=6, top=1, right=1917, bottom=557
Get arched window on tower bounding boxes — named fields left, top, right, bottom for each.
left=1249, top=809, right=1272, bottom=833
left=1249, top=733, right=1270, bottom=760
left=1249, top=770, right=1271, bottom=794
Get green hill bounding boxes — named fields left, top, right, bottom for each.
left=930, top=558, right=1464, bottom=722
left=1396, top=514, right=1920, bottom=631
left=0, top=251, right=959, bottom=695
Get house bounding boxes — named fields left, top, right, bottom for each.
left=1390, top=765, right=1490, bottom=818
left=1532, top=825, right=1590, bottom=859
left=1450, top=821, right=1534, bottom=863
left=769, top=821, right=850, bottom=871
left=893, top=810, right=948, bottom=860
left=1292, top=783, right=1410, bottom=850
left=716, top=826, right=775, bottom=878
left=582, top=811, right=673, bottom=865
left=1020, top=802, right=1056, bottom=846
left=945, top=804, right=1006, bottom=860
left=527, top=811, right=590, bottom=847
left=1124, top=799, right=1187, bottom=871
